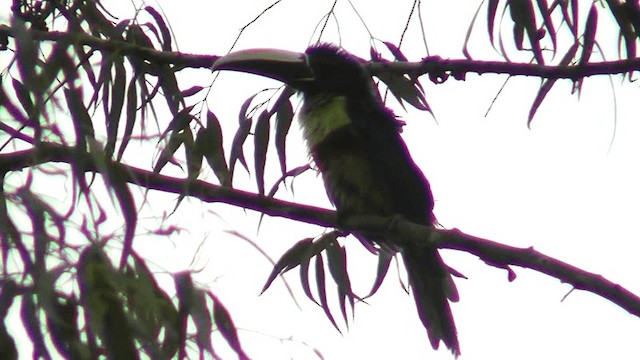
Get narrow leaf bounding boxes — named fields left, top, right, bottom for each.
left=110, top=174, right=137, bottom=270
left=274, top=89, right=294, bottom=176
left=10, top=77, right=33, bottom=116
left=509, top=0, right=544, bottom=64
left=536, top=0, right=557, bottom=54
left=315, top=253, right=340, bottom=332
left=377, top=72, right=430, bottom=111
left=326, top=241, right=354, bottom=326
left=154, top=131, right=186, bottom=173
left=21, top=295, right=51, bottom=359
left=65, top=87, right=96, bottom=148
left=210, top=293, right=249, bottom=360
left=229, top=114, right=253, bottom=178
left=364, top=251, right=393, bottom=298
left=487, top=0, right=500, bottom=45
left=180, top=85, right=205, bottom=98
left=174, top=273, right=215, bottom=356
left=106, top=59, right=126, bottom=159
left=267, top=164, right=311, bottom=198
left=528, top=42, right=579, bottom=126
left=580, top=4, right=598, bottom=66
left=299, top=232, right=340, bottom=305
left=0, top=324, right=17, bottom=360
left=145, top=6, right=173, bottom=51
left=254, top=110, right=270, bottom=195
left=116, top=77, right=138, bottom=161
left=382, top=41, right=408, bottom=61
left=197, top=111, right=230, bottom=186
left=262, top=238, right=314, bottom=294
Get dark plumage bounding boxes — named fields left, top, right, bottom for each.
left=212, top=44, right=460, bottom=355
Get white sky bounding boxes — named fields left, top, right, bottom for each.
left=4, top=0, right=640, bottom=359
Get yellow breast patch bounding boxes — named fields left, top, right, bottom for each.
left=299, top=95, right=351, bottom=149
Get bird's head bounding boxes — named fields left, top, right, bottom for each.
left=211, top=44, right=374, bottom=97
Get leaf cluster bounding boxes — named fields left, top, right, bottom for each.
left=0, top=1, right=246, bottom=359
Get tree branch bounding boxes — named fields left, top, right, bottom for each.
left=375, top=56, right=640, bottom=81
left=2, top=143, right=639, bottom=318
left=0, top=25, right=216, bottom=69
left=346, top=215, right=640, bottom=318
left=2, top=24, right=640, bottom=79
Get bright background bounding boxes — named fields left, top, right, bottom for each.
left=4, top=0, right=640, bottom=359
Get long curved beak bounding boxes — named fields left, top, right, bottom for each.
left=211, top=49, right=314, bottom=84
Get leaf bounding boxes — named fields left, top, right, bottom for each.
left=326, top=241, right=355, bottom=326
left=580, top=4, right=598, bottom=66
left=125, top=24, right=155, bottom=49
left=0, top=187, right=22, bottom=273
left=509, top=0, right=544, bottom=64
left=65, top=87, right=96, bottom=148
left=382, top=41, right=408, bottom=61
left=364, top=251, right=393, bottom=298
left=262, top=238, right=314, bottom=294
left=145, top=6, right=173, bottom=51
left=154, top=130, right=187, bottom=173
left=155, top=106, right=196, bottom=173
left=183, top=128, right=200, bottom=181
left=10, top=77, right=33, bottom=117
left=0, top=324, right=17, bottom=360
left=12, top=17, right=38, bottom=90
left=180, top=85, right=205, bottom=98
left=106, top=58, right=126, bottom=159
left=266, top=164, right=311, bottom=198
left=464, top=1, right=487, bottom=59
left=570, top=0, right=579, bottom=37
left=197, top=111, right=230, bottom=186
left=0, top=281, right=18, bottom=360
left=160, top=104, right=196, bottom=140
left=370, top=46, right=383, bottom=62
left=377, top=71, right=430, bottom=111
left=229, top=95, right=258, bottom=178
left=116, top=76, right=138, bottom=161
left=487, top=0, right=500, bottom=45
left=110, top=173, right=137, bottom=270
left=315, top=253, right=341, bottom=332
left=0, top=85, right=28, bottom=127
left=127, top=254, right=176, bottom=327
left=274, top=88, right=295, bottom=176
left=45, top=296, right=85, bottom=360
left=157, top=66, right=184, bottom=116
left=19, top=190, right=48, bottom=274
left=382, top=41, right=426, bottom=89
left=210, top=293, right=249, bottom=360
left=21, top=295, right=51, bottom=359
left=174, top=273, right=215, bottom=357
left=528, top=42, right=580, bottom=126
left=77, top=246, right=138, bottom=360
left=535, top=0, right=557, bottom=55
left=91, top=52, right=113, bottom=109
left=299, top=232, right=340, bottom=305
left=254, top=110, right=271, bottom=195
left=299, top=251, right=318, bottom=305
left=0, top=280, right=17, bottom=317
left=124, top=256, right=179, bottom=358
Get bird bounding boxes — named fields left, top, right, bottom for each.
left=212, top=43, right=460, bottom=355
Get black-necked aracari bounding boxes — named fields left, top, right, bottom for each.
left=212, top=44, right=460, bottom=355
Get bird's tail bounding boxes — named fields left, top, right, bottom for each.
left=402, top=245, right=460, bottom=356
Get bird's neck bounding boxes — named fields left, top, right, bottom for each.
left=299, top=94, right=352, bottom=150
